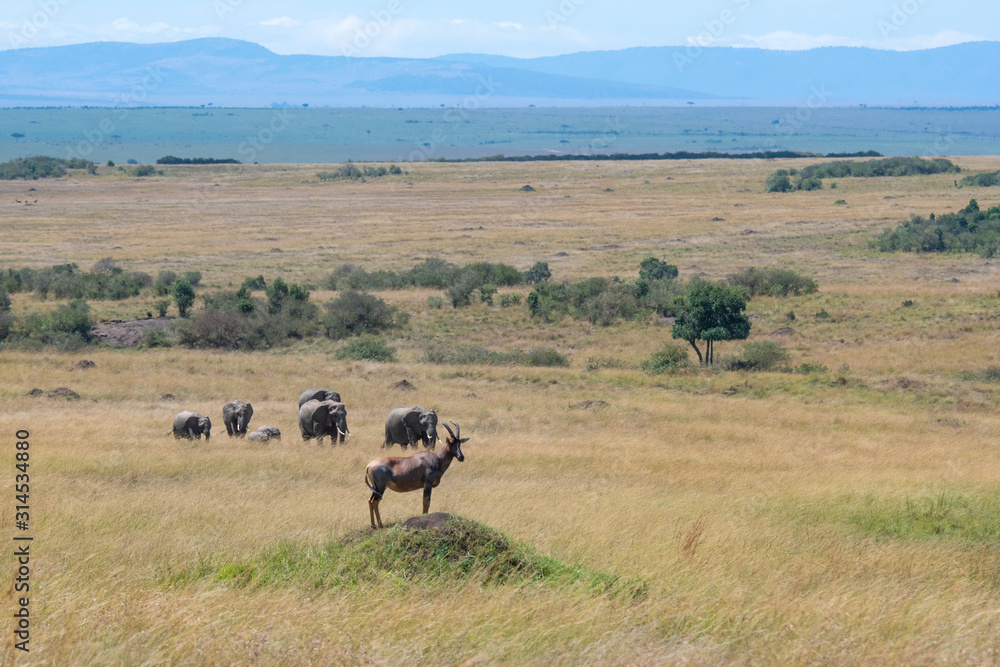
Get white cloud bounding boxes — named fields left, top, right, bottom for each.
left=111, top=18, right=174, bottom=35
left=694, top=29, right=984, bottom=51
left=494, top=22, right=524, bottom=30
left=258, top=17, right=303, bottom=29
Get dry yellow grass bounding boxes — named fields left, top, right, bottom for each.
left=1, top=158, right=1000, bottom=664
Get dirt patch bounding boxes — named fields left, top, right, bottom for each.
left=48, top=387, right=81, bottom=400
left=769, top=327, right=797, bottom=337
left=881, top=377, right=924, bottom=391
left=402, top=512, right=455, bottom=531
left=571, top=399, right=609, bottom=410
left=26, top=389, right=44, bottom=397
left=74, top=359, right=96, bottom=370
left=89, top=318, right=171, bottom=347
left=160, top=393, right=182, bottom=402
left=390, top=379, right=417, bottom=391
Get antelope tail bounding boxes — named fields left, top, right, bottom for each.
left=365, top=469, right=383, bottom=499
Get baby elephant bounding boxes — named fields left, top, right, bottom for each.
left=173, top=411, right=212, bottom=440
left=222, top=400, right=254, bottom=437
left=246, top=425, right=281, bottom=443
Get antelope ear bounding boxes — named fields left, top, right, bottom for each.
left=460, top=438, right=470, bottom=444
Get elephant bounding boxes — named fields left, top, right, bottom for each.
left=383, top=405, right=439, bottom=450
left=173, top=411, right=212, bottom=440
left=298, top=399, right=350, bottom=445
left=246, top=425, right=281, bottom=443
left=222, top=400, right=254, bottom=437
left=298, top=388, right=341, bottom=408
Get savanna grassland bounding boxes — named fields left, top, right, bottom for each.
left=2, top=156, right=1000, bottom=665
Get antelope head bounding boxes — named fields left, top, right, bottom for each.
left=440, top=421, right=468, bottom=462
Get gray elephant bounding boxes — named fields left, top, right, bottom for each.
left=173, top=411, right=212, bottom=440
left=222, top=400, right=253, bottom=437
left=246, top=425, right=281, bottom=443
left=383, top=405, right=439, bottom=450
left=298, top=388, right=341, bottom=408
left=298, top=399, right=350, bottom=444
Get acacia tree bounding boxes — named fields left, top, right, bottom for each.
left=671, top=280, right=750, bottom=365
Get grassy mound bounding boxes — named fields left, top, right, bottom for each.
left=167, top=515, right=646, bottom=598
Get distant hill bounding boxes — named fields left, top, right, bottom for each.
left=0, top=38, right=711, bottom=107
left=1, top=38, right=998, bottom=107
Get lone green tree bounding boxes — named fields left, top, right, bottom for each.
left=671, top=280, right=751, bottom=365
left=172, top=278, right=195, bottom=318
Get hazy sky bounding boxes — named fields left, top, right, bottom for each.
left=0, top=0, right=991, bottom=57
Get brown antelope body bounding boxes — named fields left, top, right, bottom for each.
left=365, top=421, right=468, bottom=529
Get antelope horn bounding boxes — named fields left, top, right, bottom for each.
left=450, top=420, right=460, bottom=440
left=440, top=421, right=456, bottom=440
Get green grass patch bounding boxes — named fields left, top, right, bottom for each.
left=959, top=366, right=1000, bottom=383
left=421, top=344, right=569, bottom=367
left=165, top=515, right=646, bottom=598
left=848, top=492, right=1000, bottom=543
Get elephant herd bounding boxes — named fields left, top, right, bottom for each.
left=172, top=388, right=468, bottom=529
left=170, top=388, right=443, bottom=450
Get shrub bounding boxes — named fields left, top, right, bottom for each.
left=322, top=290, right=406, bottom=340
left=639, top=257, right=678, bottom=281
left=335, top=335, right=397, bottom=362
left=765, top=169, right=794, bottom=193
left=499, top=293, right=522, bottom=307
left=427, top=296, right=444, bottom=309
left=156, top=270, right=178, bottom=287
left=793, top=362, right=829, bottom=374
left=182, top=271, right=202, bottom=286
left=523, top=261, right=552, bottom=284
left=153, top=299, right=171, bottom=317
left=640, top=343, right=691, bottom=374
left=721, top=340, right=789, bottom=371
left=727, top=266, right=818, bottom=297
left=139, top=327, right=172, bottom=348
left=129, top=165, right=158, bottom=177
left=242, top=275, right=267, bottom=291
left=0, top=156, right=96, bottom=180
left=173, top=279, right=196, bottom=317
left=20, top=299, right=92, bottom=346
left=0, top=289, right=10, bottom=312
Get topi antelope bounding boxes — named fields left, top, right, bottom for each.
left=365, top=420, right=468, bottom=529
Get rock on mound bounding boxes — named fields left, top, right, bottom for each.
left=519, top=184, right=535, bottom=192
left=390, top=379, right=417, bottom=391
left=402, top=512, right=455, bottom=531
left=74, top=359, right=96, bottom=370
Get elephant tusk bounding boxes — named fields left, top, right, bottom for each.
left=337, top=427, right=346, bottom=437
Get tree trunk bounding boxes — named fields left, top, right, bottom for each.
left=688, top=339, right=703, bottom=365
